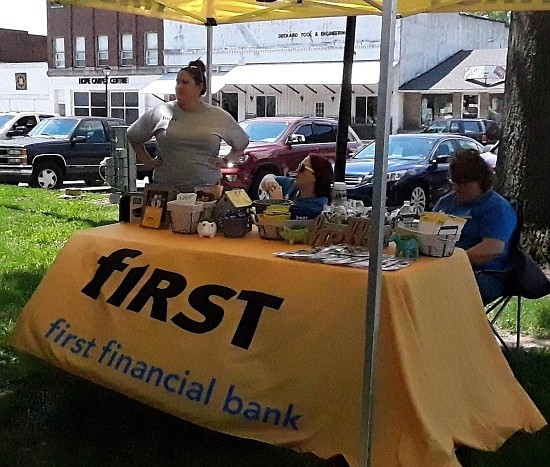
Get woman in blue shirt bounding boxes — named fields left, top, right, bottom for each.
left=259, top=154, right=333, bottom=220
left=433, top=148, right=517, bottom=300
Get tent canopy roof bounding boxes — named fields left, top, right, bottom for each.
left=52, top=1, right=550, bottom=25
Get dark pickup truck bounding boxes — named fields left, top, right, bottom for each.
left=0, top=116, right=151, bottom=189
left=424, top=118, right=501, bottom=145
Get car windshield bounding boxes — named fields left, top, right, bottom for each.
left=29, top=118, right=79, bottom=138
left=352, top=136, right=437, bottom=162
left=426, top=121, right=446, bottom=133
left=240, top=121, right=289, bottom=142
left=0, top=115, right=16, bottom=128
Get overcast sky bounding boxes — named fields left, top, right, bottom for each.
left=1, top=0, right=47, bottom=36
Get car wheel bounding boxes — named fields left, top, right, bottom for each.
left=30, top=163, right=63, bottom=189
left=248, top=168, right=275, bottom=201
left=408, top=185, right=428, bottom=214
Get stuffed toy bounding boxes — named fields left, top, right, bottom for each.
left=197, top=220, right=217, bottom=238
left=389, top=232, right=419, bottom=259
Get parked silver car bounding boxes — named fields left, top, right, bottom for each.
left=0, top=111, right=58, bottom=139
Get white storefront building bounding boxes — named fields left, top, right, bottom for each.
left=0, top=62, right=53, bottom=113
left=2, top=13, right=508, bottom=134
left=143, top=13, right=508, bottom=133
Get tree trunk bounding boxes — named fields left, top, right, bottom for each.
left=498, top=12, right=550, bottom=266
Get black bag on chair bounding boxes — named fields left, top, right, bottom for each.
left=481, top=198, right=550, bottom=351
left=482, top=247, right=550, bottom=352
left=508, top=248, right=550, bottom=299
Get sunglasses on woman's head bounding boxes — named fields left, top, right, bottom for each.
left=298, top=162, right=315, bottom=174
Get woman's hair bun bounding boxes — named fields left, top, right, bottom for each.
left=188, top=59, right=206, bottom=72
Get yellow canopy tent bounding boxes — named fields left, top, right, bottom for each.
left=48, top=1, right=550, bottom=465
left=49, top=0, right=550, bottom=23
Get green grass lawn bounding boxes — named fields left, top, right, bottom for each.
left=1, top=184, right=549, bottom=466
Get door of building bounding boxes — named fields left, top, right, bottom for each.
left=462, top=94, right=479, bottom=118
left=222, top=92, right=239, bottom=121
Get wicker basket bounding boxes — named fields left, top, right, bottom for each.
left=255, top=215, right=313, bottom=240
left=397, top=224, right=458, bottom=257
left=167, top=201, right=205, bottom=234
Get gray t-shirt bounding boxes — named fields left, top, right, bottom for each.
left=127, top=101, right=249, bottom=192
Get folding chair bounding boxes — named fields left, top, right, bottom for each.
left=481, top=199, right=550, bottom=352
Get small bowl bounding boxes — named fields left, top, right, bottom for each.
left=253, top=199, right=292, bottom=214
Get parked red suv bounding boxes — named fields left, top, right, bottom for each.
left=219, top=116, right=364, bottom=199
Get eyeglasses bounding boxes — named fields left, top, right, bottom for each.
left=298, top=162, right=315, bottom=174
left=448, top=177, right=474, bottom=185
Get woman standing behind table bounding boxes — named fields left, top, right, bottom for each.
left=259, top=154, right=333, bottom=219
left=127, top=59, right=249, bottom=193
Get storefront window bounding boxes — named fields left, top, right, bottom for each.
left=256, top=96, right=276, bottom=117
left=355, top=96, right=378, bottom=124
left=74, top=92, right=89, bottom=107
left=111, top=92, right=139, bottom=124
left=74, top=91, right=138, bottom=122
left=74, top=91, right=106, bottom=117
left=421, top=94, right=452, bottom=124
left=315, top=102, right=325, bottom=117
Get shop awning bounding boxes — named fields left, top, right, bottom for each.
left=141, top=62, right=381, bottom=96
left=221, top=61, right=381, bottom=86
left=139, top=73, right=226, bottom=95
left=400, top=49, right=507, bottom=93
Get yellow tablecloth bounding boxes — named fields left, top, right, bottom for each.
left=10, top=223, right=546, bottom=466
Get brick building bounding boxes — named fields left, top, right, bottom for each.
left=0, top=29, right=46, bottom=62
left=47, top=2, right=164, bottom=121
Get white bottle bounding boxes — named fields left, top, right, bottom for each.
left=399, top=200, right=415, bottom=227
left=332, top=182, right=347, bottom=206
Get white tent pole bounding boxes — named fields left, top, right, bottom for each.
left=360, top=0, right=397, bottom=465
left=206, top=21, right=214, bottom=104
